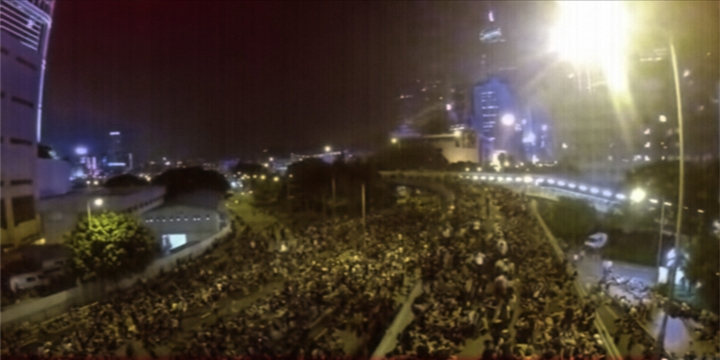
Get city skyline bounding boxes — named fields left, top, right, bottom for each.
left=38, top=1, right=718, bottom=163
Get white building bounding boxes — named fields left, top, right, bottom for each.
left=38, top=186, right=166, bottom=245
left=141, top=190, right=227, bottom=250
left=1, top=0, right=56, bottom=249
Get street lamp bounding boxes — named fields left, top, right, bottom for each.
left=630, top=188, right=647, bottom=203
left=391, top=137, right=397, bottom=144
left=324, top=146, right=331, bottom=153
left=87, top=198, right=103, bottom=225
left=500, top=113, right=516, bottom=126
left=549, top=1, right=631, bottom=93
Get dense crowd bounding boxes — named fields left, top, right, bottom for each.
left=2, top=178, right=717, bottom=358
left=387, top=181, right=610, bottom=358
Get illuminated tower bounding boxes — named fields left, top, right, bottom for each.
left=0, top=0, right=55, bottom=248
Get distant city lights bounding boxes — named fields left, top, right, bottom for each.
left=75, top=146, right=88, bottom=156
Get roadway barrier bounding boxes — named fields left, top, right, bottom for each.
left=371, top=282, right=424, bottom=359
left=380, top=171, right=621, bottom=212
left=530, top=200, right=622, bottom=358
left=1, top=224, right=232, bottom=328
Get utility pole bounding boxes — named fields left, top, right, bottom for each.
left=361, top=183, right=366, bottom=228
left=656, top=199, right=666, bottom=283
left=658, top=36, right=686, bottom=354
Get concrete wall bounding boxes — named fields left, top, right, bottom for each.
left=36, top=159, right=71, bottom=199
left=142, top=206, right=220, bottom=236
left=1, top=223, right=231, bottom=327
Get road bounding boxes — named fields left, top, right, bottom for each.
left=574, top=254, right=715, bottom=357
left=18, top=193, right=290, bottom=356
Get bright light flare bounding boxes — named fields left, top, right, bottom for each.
left=500, top=113, right=515, bottom=126
left=550, top=1, right=630, bottom=92
left=75, top=146, right=88, bottom=156
left=630, top=188, right=647, bottom=203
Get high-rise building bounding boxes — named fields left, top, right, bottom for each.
left=1, top=0, right=55, bottom=249
left=393, top=79, right=449, bottom=137
left=470, top=77, right=524, bottom=163
left=105, top=131, right=132, bottom=173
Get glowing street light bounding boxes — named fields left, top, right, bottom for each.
left=500, top=113, right=515, bottom=126
left=391, top=138, right=398, bottom=144
left=549, top=1, right=631, bottom=92
left=87, top=198, right=104, bottom=225
left=630, top=188, right=647, bottom=203
left=325, top=146, right=331, bottom=152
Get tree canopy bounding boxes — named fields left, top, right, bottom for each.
left=152, top=167, right=230, bottom=199
left=64, top=212, right=159, bottom=282
left=104, top=174, right=149, bottom=188
left=541, top=197, right=598, bottom=245
left=685, top=232, right=720, bottom=311
left=625, top=160, right=719, bottom=220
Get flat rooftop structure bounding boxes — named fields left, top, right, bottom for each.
left=38, top=186, right=166, bottom=214
left=38, top=186, right=166, bottom=245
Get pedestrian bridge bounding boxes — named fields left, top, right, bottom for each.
left=380, top=170, right=622, bottom=213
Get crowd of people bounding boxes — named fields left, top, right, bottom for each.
left=386, top=181, right=611, bottom=358
left=1, top=178, right=717, bottom=359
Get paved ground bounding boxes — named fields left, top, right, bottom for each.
left=573, top=254, right=715, bottom=356
left=18, top=193, right=290, bottom=356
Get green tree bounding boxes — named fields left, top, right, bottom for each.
left=64, top=212, right=159, bottom=282
left=104, top=174, right=149, bottom=188
left=152, top=167, right=230, bottom=199
left=625, top=160, right=719, bottom=226
left=603, top=203, right=657, bottom=234
left=685, top=232, right=720, bottom=311
left=544, top=197, right=598, bottom=245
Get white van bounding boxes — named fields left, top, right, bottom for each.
left=9, top=271, right=50, bottom=293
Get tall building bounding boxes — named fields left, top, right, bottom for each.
left=1, top=0, right=55, bottom=249
left=393, top=79, right=449, bottom=137
left=105, top=131, right=132, bottom=174
left=470, top=76, right=524, bottom=163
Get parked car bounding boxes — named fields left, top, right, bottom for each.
left=9, top=271, right=50, bottom=293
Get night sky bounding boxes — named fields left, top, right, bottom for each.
left=41, top=1, right=717, bottom=162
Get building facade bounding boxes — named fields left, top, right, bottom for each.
left=1, top=0, right=55, bottom=249
left=38, top=186, right=165, bottom=245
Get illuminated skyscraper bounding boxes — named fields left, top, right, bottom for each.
left=1, top=0, right=55, bottom=248
left=106, top=131, right=132, bottom=173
